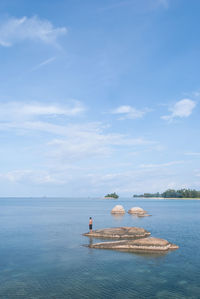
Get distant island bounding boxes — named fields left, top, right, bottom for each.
left=104, top=192, right=119, bottom=199
left=133, top=189, right=200, bottom=198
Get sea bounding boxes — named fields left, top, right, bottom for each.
left=0, top=197, right=199, bottom=298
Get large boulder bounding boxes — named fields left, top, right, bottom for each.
left=89, top=237, right=179, bottom=252
left=83, top=227, right=151, bottom=239
left=128, top=207, right=150, bottom=217
left=111, top=205, right=125, bottom=214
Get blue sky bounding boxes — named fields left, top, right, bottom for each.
left=0, top=0, right=199, bottom=197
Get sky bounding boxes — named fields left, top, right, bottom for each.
left=0, top=0, right=200, bottom=197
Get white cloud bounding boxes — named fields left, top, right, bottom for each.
left=0, top=101, right=85, bottom=121
left=162, top=99, right=196, bottom=121
left=0, top=16, right=67, bottom=47
left=111, top=105, right=150, bottom=119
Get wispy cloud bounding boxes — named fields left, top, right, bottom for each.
left=0, top=99, right=158, bottom=165
left=0, top=101, right=86, bottom=121
left=0, top=169, right=63, bottom=184
left=99, top=0, right=169, bottom=12
left=140, top=161, right=184, bottom=169
left=111, top=105, right=150, bottom=119
left=47, top=128, right=155, bottom=161
left=161, top=99, right=196, bottom=121
left=193, top=91, right=200, bottom=97
left=0, top=118, right=155, bottom=160
left=99, top=0, right=135, bottom=11
left=0, top=16, right=67, bottom=47
left=31, top=57, right=56, bottom=71
left=185, top=152, right=200, bottom=156
left=0, top=100, right=156, bottom=163
left=157, top=0, right=169, bottom=8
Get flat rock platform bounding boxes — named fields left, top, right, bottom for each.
left=83, top=227, right=151, bottom=239
left=89, top=237, right=179, bottom=252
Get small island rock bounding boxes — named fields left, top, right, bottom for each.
left=111, top=205, right=125, bottom=214
left=83, top=226, right=151, bottom=239
left=128, top=207, right=150, bottom=217
left=89, top=237, right=179, bottom=252
left=104, top=192, right=119, bottom=199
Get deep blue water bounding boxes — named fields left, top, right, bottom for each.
left=0, top=197, right=199, bottom=298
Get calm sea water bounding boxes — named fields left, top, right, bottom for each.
left=0, top=197, right=199, bottom=298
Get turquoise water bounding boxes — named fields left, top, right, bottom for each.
left=0, top=197, right=199, bottom=298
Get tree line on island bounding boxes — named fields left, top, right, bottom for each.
left=133, top=189, right=200, bottom=198
left=104, top=192, right=119, bottom=199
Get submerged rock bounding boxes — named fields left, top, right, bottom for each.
left=83, top=227, right=151, bottom=239
left=111, top=205, right=125, bottom=214
left=128, top=207, right=150, bottom=217
left=89, top=237, right=179, bottom=252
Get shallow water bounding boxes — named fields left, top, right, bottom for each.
left=0, top=197, right=199, bottom=298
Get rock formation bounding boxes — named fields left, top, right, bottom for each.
left=83, top=227, right=150, bottom=239
left=128, top=207, right=150, bottom=217
left=89, top=237, right=179, bottom=252
left=111, top=205, right=125, bottom=214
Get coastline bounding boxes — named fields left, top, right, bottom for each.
left=136, top=197, right=200, bottom=200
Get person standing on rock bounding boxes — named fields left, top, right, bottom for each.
left=89, top=217, right=93, bottom=233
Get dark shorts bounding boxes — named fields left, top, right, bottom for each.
left=89, top=224, right=92, bottom=230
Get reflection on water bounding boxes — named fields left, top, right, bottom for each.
left=0, top=197, right=199, bottom=298
left=88, top=237, right=94, bottom=247
left=111, top=213, right=125, bottom=221
left=129, top=214, right=141, bottom=219
left=128, top=250, right=169, bottom=259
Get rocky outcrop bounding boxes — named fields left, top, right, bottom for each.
left=111, top=205, right=125, bottom=214
left=89, top=237, right=179, bottom=252
left=128, top=207, right=150, bottom=217
left=83, top=227, right=151, bottom=239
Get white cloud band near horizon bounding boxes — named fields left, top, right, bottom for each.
left=0, top=98, right=197, bottom=196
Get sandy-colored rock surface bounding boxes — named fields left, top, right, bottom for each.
left=128, top=207, right=151, bottom=217
left=83, top=227, right=151, bottom=239
left=89, top=237, right=179, bottom=252
left=111, top=205, right=125, bottom=214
